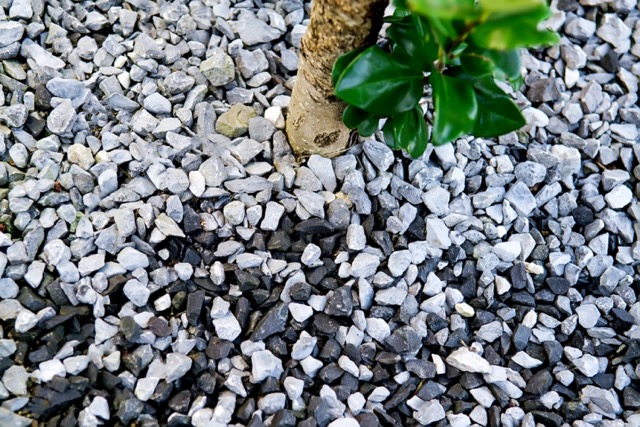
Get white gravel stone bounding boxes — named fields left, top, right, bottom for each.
left=212, top=312, right=242, bottom=341
left=350, top=253, right=380, bottom=278
left=15, top=309, right=39, bottom=333
left=446, top=348, right=491, bottom=374
left=37, top=359, right=66, bottom=382
left=165, top=353, right=193, bottom=382
left=366, top=318, right=390, bottom=342
left=426, top=217, right=451, bottom=249
left=117, top=247, right=149, bottom=270
left=346, top=224, right=366, bottom=251
left=289, top=303, right=313, bottom=322
left=123, top=279, right=150, bottom=307
left=511, top=351, right=543, bottom=368
left=576, top=303, right=600, bottom=328
left=493, top=241, right=521, bottom=262
left=605, top=185, right=633, bottom=209
left=251, top=350, right=283, bottom=382
left=63, top=355, right=90, bottom=375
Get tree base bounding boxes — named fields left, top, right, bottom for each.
left=286, top=58, right=352, bottom=159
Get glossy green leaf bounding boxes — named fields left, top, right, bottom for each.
left=383, top=118, right=400, bottom=150
left=463, top=76, right=526, bottom=137
left=486, top=49, right=522, bottom=85
left=407, top=0, right=478, bottom=20
left=342, top=105, right=369, bottom=129
left=478, top=0, right=546, bottom=14
left=358, top=115, right=380, bottom=137
left=342, top=105, right=379, bottom=136
left=472, top=94, right=525, bottom=137
left=460, top=54, right=495, bottom=77
left=387, top=14, right=438, bottom=69
left=385, top=106, right=429, bottom=158
left=471, top=5, right=559, bottom=50
left=332, top=48, right=365, bottom=87
left=426, top=15, right=459, bottom=45
left=334, top=46, right=423, bottom=116
left=430, top=71, right=478, bottom=145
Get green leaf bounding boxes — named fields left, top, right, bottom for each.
left=387, top=14, right=438, bottom=69
left=342, top=105, right=369, bottom=129
left=385, top=106, right=429, bottom=158
left=407, top=0, right=478, bottom=20
left=342, top=105, right=379, bottom=136
left=470, top=77, right=526, bottom=136
left=357, top=115, right=380, bottom=137
left=383, top=118, right=400, bottom=150
left=460, top=53, right=495, bottom=77
left=332, top=48, right=366, bottom=87
left=334, top=46, right=423, bottom=116
left=472, top=94, right=525, bottom=137
left=478, top=0, right=546, bottom=14
left=486, top=49, right=522, bottom=85
left=430, top=71, right=478, bottom=145
left=471, top=5, right=559, bottom=50
left=426, top=15, right=459, bottom=45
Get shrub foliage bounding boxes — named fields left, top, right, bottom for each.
left=332, top=0, right=559, bottom=158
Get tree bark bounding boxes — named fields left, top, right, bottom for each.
left=286, top=0, right=388, bottom=158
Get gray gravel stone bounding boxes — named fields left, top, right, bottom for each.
left=505, top=181, right=537, bottom=216
left=200, top=48, right=235, bottom=87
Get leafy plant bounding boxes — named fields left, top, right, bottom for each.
left=332, top=0, right=559, bottom=158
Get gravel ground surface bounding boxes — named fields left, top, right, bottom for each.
left=0, top=0, right=640, bottom=426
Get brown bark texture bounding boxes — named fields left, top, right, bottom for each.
left=286, top=0, right=388, bottom=158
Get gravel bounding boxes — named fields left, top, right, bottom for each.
left=0, top=0, right=639, bottom=426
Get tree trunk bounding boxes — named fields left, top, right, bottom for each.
left=286, top=0, right=388, bottom=158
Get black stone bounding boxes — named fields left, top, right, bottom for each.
left=371, top=231, right=393, bottom=256
left=148, top=317, right=171, bottom=337
left=511, top=292, right=536, bottom=306
left=510, top=262, right=528, bottom=289
left=459, top=373, right=484, bottom=389
left=294, top=219, right=335, bottom=235
left=236, top=398, right=256, bottom=422
left=385, top=381, right=417, bottom=410
left=206, top=337, right=233, bottom=360
left=405, top=359, right=436, bottom=380
left=314, top=313, right=340, bottom=334
left=183, top=205, right=202, bottom=234
left=531, top=245, right=550, bottom=261
left=18, top=286, right=48, bottom=312
left=289, top=282, right=312, bottom=301
left=601, top=47, right=620, bottom=73
left=318, top=363, right=343, bottom=383
left=546, top=277, right=570, bottom=295
left=525, top=370, right=553, bottom=395
left=271, top=410, right=297, bottom=427
left=116, top=397, right=144, bottom=424
left=324, top=285, right=353, bottom=317
left=268, top=230, right=291, bottom=251
left=120, top=316, right=142, bottom=342
left=572, top=206, right=594, bottom=226
left=531, top=411, right=563, bottom=427
left=446, top=383, right=469, bottom=400
left=186, top=290, right=205, bottom=326
left=427, top=313, right=448, bottom=332
left=417, top=381, right=445, bottom=401
left=385, top=326, right=422, bottom=354
left=543, top=341, right=563, bottom=365
left=610, top=307, right=635, bottom=329
left=250, top=302, right=288, bottom=341
left=318, top=338, right=341, bottom=360
left=624, top=387, right=640, bottom=408
left=562, top=401, right=589, bottom=421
